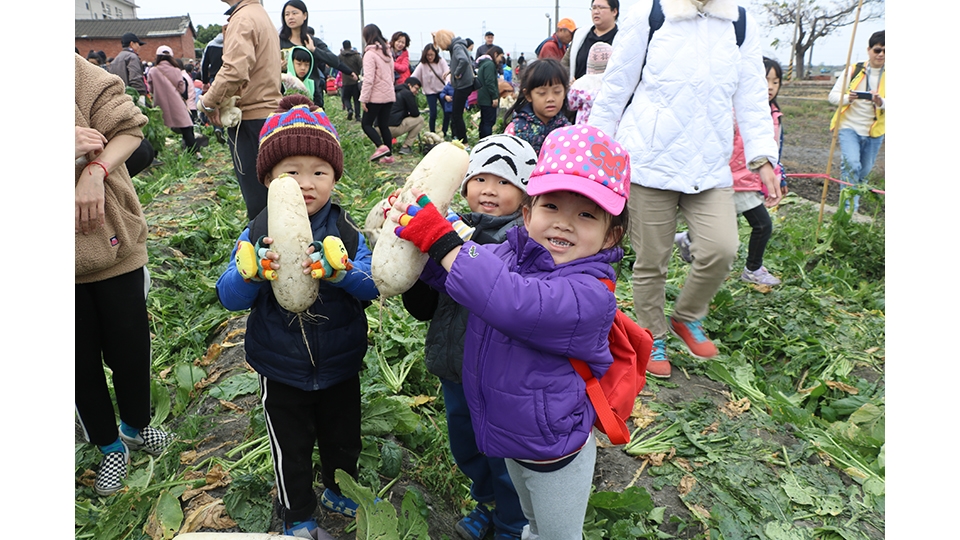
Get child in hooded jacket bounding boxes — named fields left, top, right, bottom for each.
left=502, top=58, right=572, bottom=154
left=401, top=135, right=538, bottom=540
left=216, top=95, right=378, bottom=539
left=389, top=125, right=631, bottom=540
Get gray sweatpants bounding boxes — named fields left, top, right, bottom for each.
left=505, top=433, right=597, bottom=540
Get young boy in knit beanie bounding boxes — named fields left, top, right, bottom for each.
left=400, top=134, right=537, bottom=540
left=566, top=42, right=614, bottom=124
left=215, top=94, right=379, bottom=539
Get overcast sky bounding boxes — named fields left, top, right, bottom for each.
left=133, top=0, right=884, bottom=67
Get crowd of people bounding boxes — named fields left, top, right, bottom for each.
left=77, top=0, right=885, bottom=537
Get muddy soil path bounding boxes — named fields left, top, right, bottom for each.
left=126, top=81, right=881, bottom=539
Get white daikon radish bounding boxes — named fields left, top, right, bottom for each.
left=267, top=175, right=318, bottom=313
left=371, top=142, right=469, bottom=297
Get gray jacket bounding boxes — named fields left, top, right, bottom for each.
left=107, top=48, right=148, bottom=96
left=448, top=37, right=475, bottom=90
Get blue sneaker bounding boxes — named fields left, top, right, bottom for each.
left=454, top=503, right=493, bottom=540
left=284, top=518, right=320, bottom=538
left=320, top=488, right=359, bottom=518
left=646, top=338, right=672, bottom=378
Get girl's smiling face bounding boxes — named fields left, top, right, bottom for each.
left=524, top=82, right=566, bottom=123
left=522, top=191, right=614, bottom=265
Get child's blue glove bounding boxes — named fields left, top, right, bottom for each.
left=235, top=236, right=276, bottom=282
left=446, top=209, right=475, bottom=242
left=308, top=236, right=353, bottom=283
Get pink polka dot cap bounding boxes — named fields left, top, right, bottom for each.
left=527, top=124, right=631, bottom=215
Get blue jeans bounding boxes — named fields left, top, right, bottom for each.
left=838, top=128, right=884, bottom=213
left=441, top=379, right=527, bottom=536
left=425, top=93, right=439, bottom=133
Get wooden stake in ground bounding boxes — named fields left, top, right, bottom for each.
left=818, top=0, right=864, bottom=231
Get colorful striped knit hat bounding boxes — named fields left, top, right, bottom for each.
left=257, top=94, right=342, bottom=185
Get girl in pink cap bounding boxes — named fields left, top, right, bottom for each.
left=388, top=125, right=630, bottom=540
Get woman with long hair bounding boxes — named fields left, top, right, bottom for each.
left=278, top=0, right=355, bottom=107
left=410, top=43, right=449, bottom=133
left=147, top=45, right=199, bottom=157
left=359, top=24, right=397, bottom=163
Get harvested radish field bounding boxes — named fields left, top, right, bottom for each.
left=76, top=82, right=884, bottom=540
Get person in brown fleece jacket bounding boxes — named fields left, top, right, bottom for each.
left=75, top=54, right=171, bottom=497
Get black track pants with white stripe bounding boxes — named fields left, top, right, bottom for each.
left=259, top=374, right=361, bottom=523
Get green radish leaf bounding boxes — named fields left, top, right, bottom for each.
left=398, top=486, right=430, bottom=539
left=150, top=490, right=183, bottom=540
left=208, top=372, right=259, bottom=400
left=336, top=469, right=399, bottom=539
left=380, top=439, right=402, bottom=478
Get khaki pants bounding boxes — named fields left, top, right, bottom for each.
left=628, top=185, right=738, bottom=338
left=389, top=116, right=424, bottom=147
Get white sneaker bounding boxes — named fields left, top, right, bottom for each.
left=741, top=266, right=781, bottom=286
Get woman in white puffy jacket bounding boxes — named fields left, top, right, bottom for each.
left=589, top=0, right=781, bottom=378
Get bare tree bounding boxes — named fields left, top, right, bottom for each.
left=759, top=0, right=884, bottom=79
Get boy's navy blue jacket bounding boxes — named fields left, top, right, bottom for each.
left=216, top=201, right=378, bottom=391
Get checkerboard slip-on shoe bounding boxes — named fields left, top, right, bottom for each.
left=454, top=503, right=493, bottom=540
left=320, top=488, right=360, bottom=518
left=120, top=426, right=171, bottom=456
left=669, top=317, right=718, bottom=359
left=94, top=442, right=130, bottom=496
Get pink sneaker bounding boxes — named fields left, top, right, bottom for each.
left=379, top=156, right=395, bottom=164
left=369, top=145, right=391, bottom=161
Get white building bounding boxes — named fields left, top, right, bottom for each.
left=76, top=0, right=138, bottom=20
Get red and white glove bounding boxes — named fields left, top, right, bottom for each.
left=394, top=193, right=464, bottom=263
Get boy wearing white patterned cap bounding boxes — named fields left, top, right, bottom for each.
left=401, top=134, right=537, bottom=540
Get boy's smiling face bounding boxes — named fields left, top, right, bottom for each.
left=266, top=155, right=336, bottom=215
left=464, top=174, right=525, bottom=216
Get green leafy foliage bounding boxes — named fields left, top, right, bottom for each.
left=208, top=372, right=259, bottom=400
left=223, top=473, right=273, bottom=532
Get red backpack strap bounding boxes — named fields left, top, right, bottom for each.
left=569, top=277, right=630, bottom=445
left=570, top=359, right=631, bottom=445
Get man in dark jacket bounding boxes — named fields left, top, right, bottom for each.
left=383, top=77, right=423, bottom=155
left=339, top=40, right=363, bottom=121
left=200, top=33, right=225, bottom=142
left=107, top=32, right=148, bottom=96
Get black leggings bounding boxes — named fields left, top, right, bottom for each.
left=740, top=204, right=773, bottom=271
left=451, top=87, right=472, bottom=144
left=75, top=268, right=152, bottom=446
left=361, top=102, right=394, bottom=150
left=175, top=126, right=197, bottom=152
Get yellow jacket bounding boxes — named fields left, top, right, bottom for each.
left=830, top=63, right=885, bottom=137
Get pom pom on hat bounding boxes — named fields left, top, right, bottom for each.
left=528, top=124, right=630, bottom=215
left=257, top=94, right=343, bottom=185
left=586, top=42, right=613, bottom=75
left=460, top=135, right=538, bottom=197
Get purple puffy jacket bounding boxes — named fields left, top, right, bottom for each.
left=421, top=226, right=620, bottom=461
